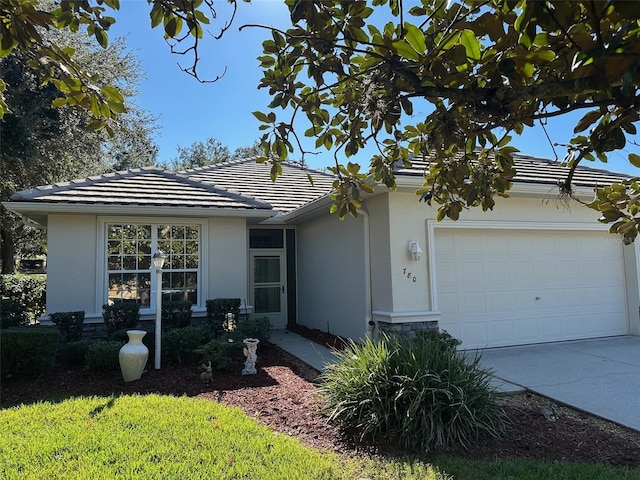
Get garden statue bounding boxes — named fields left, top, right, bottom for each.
left=199, top=361, right=213, bottom=383
left=242, top=338, right=259, bottom=375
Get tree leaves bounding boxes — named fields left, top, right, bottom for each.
left=252, top=0, right=640, bottom=234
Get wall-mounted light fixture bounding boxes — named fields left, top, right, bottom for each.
left=408, top=241, right=423, bottom=262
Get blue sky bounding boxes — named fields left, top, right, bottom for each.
left=110, top=1, right=637, bottom=174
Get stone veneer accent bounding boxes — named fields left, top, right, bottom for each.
left=376, top=320, right=438, bottom=338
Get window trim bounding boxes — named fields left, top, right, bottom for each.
left=97, top=216, right=208, bottom=315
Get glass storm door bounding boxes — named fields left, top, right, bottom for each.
left=251, top=253, right=286, bottom=328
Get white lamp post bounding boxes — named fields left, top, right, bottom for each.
left=152, top=250, right=166, bottom=369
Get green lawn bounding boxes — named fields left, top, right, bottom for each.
left=0, top=394, right=444, bottom=479
left=1, top=394, right=638, bottom=480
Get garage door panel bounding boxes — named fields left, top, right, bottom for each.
left=510, top=261, right=534, bottom=283
left=462, top=322, right=489, bottom=346
left=535, top=261, right=558, bottom=281
left=514, top=316, right=540, bottom=341
left=535, top=288, right=560, bottom=309
left=455, top=234, right=483, bottom=255
left=490, top=321, right=515, bottom=344
left=459, top=292, right=486, bottom=314
left=511, top=290, right=537, bottom=311
left=484, top=235, right=509, bottom=254
left=540, top=316, right=564, bottom=339
left=457, top=262, right=484, bottom=286
left=486, top=261, right=510, bottom=283
left=486, top=291, right=513, bottom=313
left=439, top=292, right=459, bottom=314
left=509, top=235, right=533, bottom=255
left=436, top=229, right=628, bottom=349
left=533, top=235, right=556, bottom=254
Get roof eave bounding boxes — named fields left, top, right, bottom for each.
left=394, top=175, right=597, bottom=199
left=281, top=194, right=334, bottom=223
left=3, top=202, right=277, bottom=226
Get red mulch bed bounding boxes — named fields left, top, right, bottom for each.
left=2, top=330, right=640, bottom=468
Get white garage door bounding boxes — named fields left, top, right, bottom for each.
left=435, top=229, right=628, bottom=349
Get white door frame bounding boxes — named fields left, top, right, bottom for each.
left=249, top=249, right=287, bottom=328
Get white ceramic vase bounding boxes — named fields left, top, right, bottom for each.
left=119, top=330, right=149, bottom=382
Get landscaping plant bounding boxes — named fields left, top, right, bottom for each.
left=162, top=326, right=212, bottom=364
left=102, top=302, right=140, bottom=334
left=161, top=301, right=193, bottom=331
left=0, top=326, right=60, bottom=376
left=194, top=337, right=236, bottom=371
left=49, top=311, right=85, bottom=342
left=319, top=330, right=506, bottom=451
left=0, top=299, right=29, bottom=329
left=85, top=340, right=123, bottom=372
left=206, top=298, right=241, bottom=335
left=232, top=316, right=272, bottom=342
left=0, top=275, right=46, bottom=322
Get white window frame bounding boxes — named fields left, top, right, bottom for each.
left=97, top=217, right=208, bottom=315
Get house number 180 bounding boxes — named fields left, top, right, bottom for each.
left=402, top=268, right=417, bottom=283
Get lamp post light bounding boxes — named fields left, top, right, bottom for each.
left=152, top=250, right=166, bottom=369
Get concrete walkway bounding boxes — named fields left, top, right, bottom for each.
left=271, top=330, right=640, bottom=432
left=478, top=336, right=640, bottom=432
left=270, top=330, right=339, bottom=372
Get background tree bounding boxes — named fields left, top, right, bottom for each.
left=167, top=138, right=266, bottom=171
left=0, top=31, right=157, bottom=273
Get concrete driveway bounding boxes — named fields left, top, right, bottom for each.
left=478, top=336, right=640, bottom=431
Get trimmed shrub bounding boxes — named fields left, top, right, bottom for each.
left=85, top=340, right=123, bottom=372
left=0, top=326, right=60, bottom=376
left=162, top=326, right=212, bottom=364
left=232, top=316, right=272, bottom=342
left=0, top=298, right=29, bottom=329
left=0, top=274, right=46, bottom=321
left=319, top=331, right=506, bottom=452
left=102, top=302, right=140, bottom=334
left=58, top=340, right=91, bottom=365
left=206, top=298, right=240, bottom=335
left=162, top=301, right=192, bottom=331
left=194, top=338, right=236, bottom=371
left=50, top=311, right=85, bottom=342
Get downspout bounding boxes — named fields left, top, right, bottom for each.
left=360, top=209, right=375, bottom=339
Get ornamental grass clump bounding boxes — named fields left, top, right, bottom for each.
left=319, top=330, right=506, bottom=452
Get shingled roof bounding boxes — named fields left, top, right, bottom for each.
left=7, top=155, right=631, bottom=224
left=394, top=153, right=630, bottom=188
left=183, top=158, right=335, bottom=213
left=10, top=168, right=272, bottom=210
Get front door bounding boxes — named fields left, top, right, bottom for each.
left=250, top=252, right=286, bottom=328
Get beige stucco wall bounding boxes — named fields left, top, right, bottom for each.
left=206, top=217, right=248, bottom=301
left=296, top=212, right=368, bottom=340
left=365, top=194, right=393, bottom=313
left=384, top=191, right=640, bottom=335
left=46, top=215, right=98, bottom=316
left=44, top=214, right=250, bottom=321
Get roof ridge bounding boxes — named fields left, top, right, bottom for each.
left=178, top=158, right=253, bottom=174
left=179, top=157, right=336, bottom=179
left=511, top=153, right=629, bottom=177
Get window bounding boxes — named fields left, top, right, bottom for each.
left=106, top=223, right=200, bottom=308
left=249, top=229, right=284, bottom=249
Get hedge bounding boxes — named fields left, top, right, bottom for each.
left=0, top=326, right=60, bottom=376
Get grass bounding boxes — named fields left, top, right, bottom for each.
left=1, top=394, right=639, bottom=479
left=0, top=394, right=445, bottom=480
